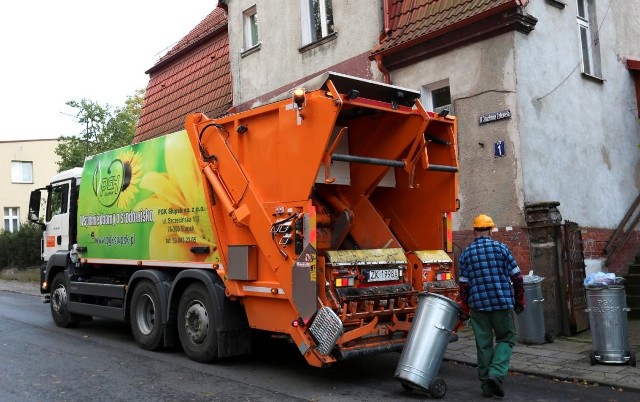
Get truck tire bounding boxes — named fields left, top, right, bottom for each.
left=130, top=280, right=164, bottom=351
left=177, top=283, right=218, bottom=363
left=50, top=272, right=80, bottom=328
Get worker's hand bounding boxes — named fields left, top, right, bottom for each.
left=515, top=292, right=525, bottom=315
left=459, top=302, right=470, bottom=321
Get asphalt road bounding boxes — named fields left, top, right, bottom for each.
left=1, top=290, right=639, bottom=401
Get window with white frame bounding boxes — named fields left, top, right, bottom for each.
left=576, top=0, right=601, bottom=77
left=300, top=0, right=334, bottom=46
left=4, top=207, right=19, bottom=232
left=243, top=5, right=259, bottom=51
left=11, top=161, right=33, bottom=183
left=421, top=80, right=453, bottom=115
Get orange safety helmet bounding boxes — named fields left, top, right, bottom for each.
left=473, top=214, right=495, bottom=230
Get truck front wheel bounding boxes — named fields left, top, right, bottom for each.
left=130, top=280, right=164, bottom=351
left=50, top=272, right=79, bottom=328
left=177, top=283, right=218, bottom=363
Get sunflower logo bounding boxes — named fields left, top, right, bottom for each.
left=116, top=149, right=142, bottom=209
left=133, top=133, right=219, bottom=263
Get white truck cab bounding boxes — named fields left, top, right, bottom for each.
left=28, top=168, right=83, bottom=263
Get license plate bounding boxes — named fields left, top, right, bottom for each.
left=366, top=268, right=399, bottom=282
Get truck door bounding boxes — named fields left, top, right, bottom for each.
left=44, top=181, right=72, bottom=259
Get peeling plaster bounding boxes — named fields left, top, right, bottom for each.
left=600, top=145, right=612, bottom=170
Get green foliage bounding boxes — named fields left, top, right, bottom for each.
left=0, top=222, right=43, bottom=270
left=55, top=89, right=145, bottom=172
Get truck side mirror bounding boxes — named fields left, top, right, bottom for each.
left=28, top=189, right=45, bottom=229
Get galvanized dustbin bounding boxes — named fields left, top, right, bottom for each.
left=585, top=285, right=636, bottom=366
left=515, top=275, right=553, bottom=344
left=395, top=292, right=461, bottom=399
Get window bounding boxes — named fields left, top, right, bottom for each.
left=576, top=0, right=601, bottom=78
left=46, top=184, right=69, bottom=221
left=421, top=80, right=453, bottom=115
left=3, top=207, right=19, bottom=232
left=11, top=161, right=33, bottom=183
left=243, top=5, right=259, bottom=51
left=301, top=0, right=334, bottom=45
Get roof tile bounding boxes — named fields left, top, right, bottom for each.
left=374, top=0, right=514, bottom=56
left=134, top=8, right=231, bottom=143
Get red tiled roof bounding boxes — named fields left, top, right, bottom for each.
left=134, top=7, right=231, bottom=143
left=372, top=0, right=515, bottom=56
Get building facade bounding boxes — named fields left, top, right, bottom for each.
left=373, top=0, right=640, bottom=275
left=219, top=0, right=640, bottom=276
left=0, top=139, right=59, bottom=230
left=223, top=0, right=385, bottom=112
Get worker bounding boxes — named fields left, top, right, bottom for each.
left=458, top=214, right=525, bottom=398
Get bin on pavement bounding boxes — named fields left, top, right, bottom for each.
left=585, top=285, right=636, bottom=366
left=515, top=275, right=554, bottom=344
left=395, top=292, right=461, bottom=399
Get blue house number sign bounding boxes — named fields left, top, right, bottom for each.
left=494, top=141, right=506, bottom=157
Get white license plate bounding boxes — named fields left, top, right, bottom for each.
left=366, top=269, right=399, bottom=282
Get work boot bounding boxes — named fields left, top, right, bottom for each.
left=481, top=386, right=493, bottom=398
left=487, top=376, right=504, bottom=397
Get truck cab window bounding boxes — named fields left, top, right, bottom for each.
left=46, top=184, right=69, bottom=221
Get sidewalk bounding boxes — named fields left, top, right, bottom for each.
left=0, top=279, right=41, bottom=297
left=445, top=320, right=640, bottom=392
left=2, top=279, right=638, bottom=391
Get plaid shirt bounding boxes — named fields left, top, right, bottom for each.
left=459, top=236, right=521, bottom=311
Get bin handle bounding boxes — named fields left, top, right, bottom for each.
left=434, top=323, right=452, bottom=333
left=532, top=298, right=545, bottom=303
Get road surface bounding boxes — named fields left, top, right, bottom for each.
left=1, top=288, right=638, bottom=401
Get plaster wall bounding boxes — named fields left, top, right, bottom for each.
left=0, top=139, right=59, bottom=225
left=391, top=33, right=524, bottom=231
left=515, top=1, right=640, bottom=228
left=226, top=0, right=383, bottom=106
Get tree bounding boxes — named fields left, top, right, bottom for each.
left=55, top=89, right=144, bottom=172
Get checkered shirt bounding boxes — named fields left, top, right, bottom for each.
left=459, top=236, right=521, bottom=311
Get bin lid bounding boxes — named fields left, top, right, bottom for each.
left=523, top=274, right=543, bottom=284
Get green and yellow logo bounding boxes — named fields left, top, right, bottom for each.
left=93, top=159, right=123, bottom=207
left=92, top=157, right=136, bottom=207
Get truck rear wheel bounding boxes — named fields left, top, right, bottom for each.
left=51, top=272, right=80, bottom=328
left=130, top=280, right=164, bottom=351
left=177, top=283, right=218, bottom=363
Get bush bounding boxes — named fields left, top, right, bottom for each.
left=0, top=222, right=43, bottom=270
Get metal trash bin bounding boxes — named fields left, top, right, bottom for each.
left=585, top=285, right=636, bottom=366
left=515, top=275, right=553, bottom=344
left=395, top=292, right=461, bottom=399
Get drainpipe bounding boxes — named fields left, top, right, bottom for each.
left=374, top=54, right=391, bottom=84
left=374, top=0, right=392, bottom=84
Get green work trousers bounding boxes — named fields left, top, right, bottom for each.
left=469, top=309, right=516, bottom=385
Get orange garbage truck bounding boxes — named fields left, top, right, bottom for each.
left=28, top=72, right=460, bottom=367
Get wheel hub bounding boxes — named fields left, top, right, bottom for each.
left=184, top=300, right=209, bottom=344
left=52, top=285, right=67, bottom=314
left=135, top=294, right=155, bottom=335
